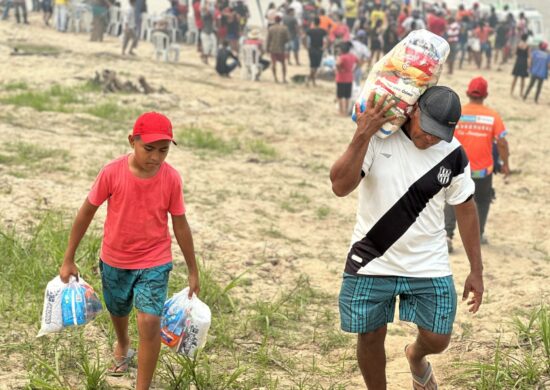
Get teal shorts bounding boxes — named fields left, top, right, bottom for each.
left=99, top=260, right=173, bottom=317
left=339, top=273, right=457, bottom=335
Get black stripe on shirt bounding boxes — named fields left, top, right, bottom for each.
left=345, top=146, right=469, bottom=275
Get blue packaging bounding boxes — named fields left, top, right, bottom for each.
left=61, top=284, right=87, bottom=327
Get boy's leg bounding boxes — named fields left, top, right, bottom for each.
left=136, top=312, right=162, bottom=390
left=111, top=314, right=131, bottom=361
left=99, top=260, right=136, bottom=372
left=133, top=262, right=173, bottom=388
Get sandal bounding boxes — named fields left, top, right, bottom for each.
left=107, top=348, right=136, bottom=377
left=412, top=361, right=438, bottom=390
left=405, top=344, right=438, bottom=390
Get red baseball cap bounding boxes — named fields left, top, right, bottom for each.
left=467, top=76, right=488, bottom=98
left=132, top=112, right=176, bottom=144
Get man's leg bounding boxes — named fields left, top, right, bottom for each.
left=282, top=59, right=287, bottom=82
left=405, top=327, right=451, bottom=389
left=473, top=175, right=493, bottom=240
left=524, top=76, right=537, bottom=100
left=2, top=0, right=12, bottom=20
left=309, top=67, right=317, bottom=86
left=271, top=59, right=278, bottom=82
left=534, top=77, right=544, bottom=103
left=357, top=326, right=388, bottom=389
left=136, top=312, right=162, bottom=390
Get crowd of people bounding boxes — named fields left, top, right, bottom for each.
left=3, top=0, right=549, bottom=99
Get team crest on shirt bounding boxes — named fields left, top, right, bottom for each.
left=437, top=166, right=452, bottom=186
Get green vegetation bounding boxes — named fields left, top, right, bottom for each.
left=179, top=127, right=240, bottom=155
left=178, top=127, right=277, bottom=158
left=1, top=81, right=28, bottom=91
left=316, top=206, right=331, bottom=220
left=0, top=82, right=142, bottom=126
left=0, top=213, right=353, bottom=389
left=453, top=305, right=550, bottom=389
left=0, top=141, right=71, bottom=176
left=9, top=42, right=62, bottom=55
left=86, top=101, right=141, bottom=122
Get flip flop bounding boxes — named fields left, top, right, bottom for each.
left=107, top=348, right=136, bottom=377
left=405, top=344, right=438, bottom=390
left=411, top=361, right=438, bottom=390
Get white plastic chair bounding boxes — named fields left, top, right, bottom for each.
left=140, top=13, right=154, bottom=41
left=240, top=44, right=261, bottom=81
left=164, top=14, right=179, bottom=43
left=70, top=3, right=92, bottom=33
left=151, top=31, right=180, bottom=62
left=107, top=5, right=122, bottom=36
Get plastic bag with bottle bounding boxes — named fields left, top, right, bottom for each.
left=38, top=276, right=103, bottom=337
left=160, top=287, right=211, bottom=357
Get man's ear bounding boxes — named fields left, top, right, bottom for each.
left=128, top=134, right=135, bottom=147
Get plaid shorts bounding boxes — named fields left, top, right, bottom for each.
left=99, top=260, right=173, bottom=317
left=339, top=273, right=457, bottom=334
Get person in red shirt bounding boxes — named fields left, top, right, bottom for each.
left=445, top=77, right=510, bottom=249
left=59, top=112, right=200, bottom=388
left=427, top=9, right=447, bottom=37
left=474, top=20, right=493, bottom=69
left=193, top=0, right=203, bottom=52
left=335, top=41, right=357, bottom=116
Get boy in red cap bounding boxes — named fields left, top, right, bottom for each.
left=445, top=77, right=511, bottom=249
left=59, top=112, right=200, bottom=388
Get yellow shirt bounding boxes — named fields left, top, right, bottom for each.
left=344, top=0, right=357, bottom=19
left=55, top=0, right=67, bottom=5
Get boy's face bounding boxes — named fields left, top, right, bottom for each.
left=129, top=136, right=171, bottom=173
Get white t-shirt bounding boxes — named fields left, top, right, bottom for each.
left=346, top=130, right=475, bottom=278
left=124, top=7, right=136, bottom=30
left=290, top=0, right=303, bottom=25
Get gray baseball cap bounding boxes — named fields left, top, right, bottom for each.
left=418, top=86, right=462, bottom=143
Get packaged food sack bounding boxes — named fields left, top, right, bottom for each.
left=161, top=287, right=211, bottom=357
left=352, top=29, right=450, bottom=138
left=38, top=276, right=103, bottom=337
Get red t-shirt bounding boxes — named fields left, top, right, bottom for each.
left=336, top=53, right=357, bottom=83
left=88, top=155, right=185, bottom=269
left=193, top=1, right=203, bottom=30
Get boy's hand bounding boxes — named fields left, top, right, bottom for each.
left=59, top=261, right=79, bottom=283
left=188, top=272, right=200, bottom=299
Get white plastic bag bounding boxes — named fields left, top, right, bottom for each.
left=37, top=276, right=65, bottom=336
left=352, top=29, right=450, bottom=138
left=38, top=276, right=103, bottom=337
left=160, top=287, right=211, bottom=356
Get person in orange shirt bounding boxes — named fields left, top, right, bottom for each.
left=317, top=8, right=334, bottom=33
left=445, top=77, right=510, bottom=250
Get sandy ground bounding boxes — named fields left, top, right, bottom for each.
left=1, top=13, right=549, bottom=389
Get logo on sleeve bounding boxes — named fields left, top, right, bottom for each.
left=437, top=166, right=452, bottom=186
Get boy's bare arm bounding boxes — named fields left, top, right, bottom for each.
left=172, top=214, right=200, bottom=298
left=59, top=198, right=99, bottom=282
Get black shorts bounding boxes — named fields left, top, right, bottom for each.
left=337, top=82, right=352, bottom=99
left=308, top=48, right=323, bottom=69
